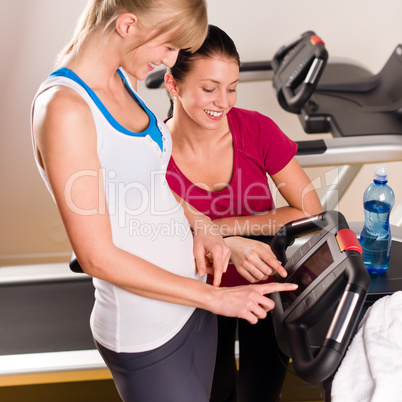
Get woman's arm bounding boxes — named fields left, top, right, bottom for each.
left=33, top=87, right=296, bottom=323
left=213, top=157, right=323, bottom=236
left=212, top=158, right=322, bottom=283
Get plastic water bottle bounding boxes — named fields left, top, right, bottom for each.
left=359, top=165, right=395, bottom=275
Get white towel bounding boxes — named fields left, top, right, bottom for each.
left=331, top=291, right=402, bottom=402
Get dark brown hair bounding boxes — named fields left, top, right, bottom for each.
left=167, top=24, right=240, bottom=116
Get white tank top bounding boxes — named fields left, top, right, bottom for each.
left=31, top=67, right=203, bottom=353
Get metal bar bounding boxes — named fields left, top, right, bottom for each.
left=296, top=135, right=402, bottom=168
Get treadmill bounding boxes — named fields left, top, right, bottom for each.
left=242, top=31, right=402, bottom=394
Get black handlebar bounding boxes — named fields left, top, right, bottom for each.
left=285, top=261, right=368, bottom=383
left=270, top=210, right=369, bottom=383
left=272, top=31, right=328, bottom=113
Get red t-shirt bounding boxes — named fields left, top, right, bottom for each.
left=166, top=107, right=297, bottom=286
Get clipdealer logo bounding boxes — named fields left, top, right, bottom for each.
left=63, top=166, right=340, bottom=233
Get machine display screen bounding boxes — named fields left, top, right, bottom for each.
left=280, top=242, right=334, bottom=311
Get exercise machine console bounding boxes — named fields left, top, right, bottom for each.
left=269, top=210, right=369, bottom=384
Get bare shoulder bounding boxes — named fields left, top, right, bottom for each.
left=33, top=85, right=97, bottom=169
left=33, top=85, right=95, bottom=142
left=34, top=85, right=91, bottom=126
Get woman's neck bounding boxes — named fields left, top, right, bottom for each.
left=167, top=108, right=231, bottom=155
left=60, top=31, right=122, bottom=91
left=167, top=107, right=234, bottom=191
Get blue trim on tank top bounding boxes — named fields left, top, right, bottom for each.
left=49, top=67, right=163, bottom=151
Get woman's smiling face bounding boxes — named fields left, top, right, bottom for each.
left=123, top=30, right=180, bottom=81
left=175, top=56, right=239, bottom=130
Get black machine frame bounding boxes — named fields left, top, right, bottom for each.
left=269, top=211, right=369, bottom=384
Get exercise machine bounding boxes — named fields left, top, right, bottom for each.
left=269, top=210, right=370, bottom=384
left=253, top=214, right=402, bottom=401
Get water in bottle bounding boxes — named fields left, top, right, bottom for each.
left=359, top=165, right=395, bottom=275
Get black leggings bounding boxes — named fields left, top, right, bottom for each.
left=96, top=309, right=217, bottom=402
left=210, top=313, right=289, bottom=402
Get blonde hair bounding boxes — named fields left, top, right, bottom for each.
left=57, top=0, right=208, bottom=64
